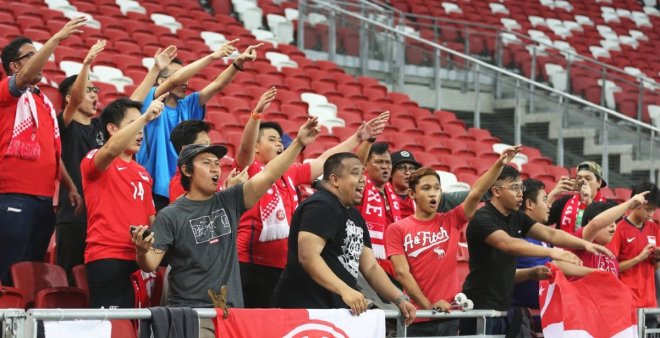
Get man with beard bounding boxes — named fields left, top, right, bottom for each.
left=131, top=40, right=262, bottom=210
left=273, top=152, right=417, bottom=327
left=55, top=40, right=106, bottom=283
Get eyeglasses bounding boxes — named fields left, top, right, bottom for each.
left=498, top=184, right=526, bottom=193
left=395, top=164, right=417, bottom=172
left=86, top=86, right=100, bottom=93
left=12, top=51, right=35, bottom=63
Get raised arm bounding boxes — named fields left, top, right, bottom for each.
left=198, top=43, right=262, bottom=106
left=547, top=176, right=573, bottom=206
left=93, top=94, right=166, bottom=171
left=463, top=145, right=521, bottom=219
left=15, top=17, right=86, bottom=89
left=526, top=223, right=614, bottom=257
left=154, top=40, right=238, bottom=99
left=61, top=40, right=105, bottom=127
left=242, top=117, right=320, bottom=209
left=308, top=111, right=389, bottom=178
left=581, top=191, right=648, bottom=242
left=130, top=45, right=177, bottom=102
left=234, top=87, right=276, bottom=169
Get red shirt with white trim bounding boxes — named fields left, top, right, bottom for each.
left=386, top=205, right=468, bottom=313
left=569, top=227, right=619, bottom=280
left=610, top=217, right=660, bottom=308
left=81, top=149, right=156, bottom=263
left=236, top=160, right=311, bottom=269
left=0, top=78, right=57, bottom=196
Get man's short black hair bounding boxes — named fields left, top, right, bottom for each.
left=58, top=75, right=77, bottom=109
left=323, top=152, right=359, bottom=181
left=157, top=57, right=184, bottom=78
left=581, top=200, right=619, bottom=227
left=631, top=182, right=660, bottom=207
left=258, top=121, right=283, bottom=139
left=367, top=142, right=389, bottom=161
left=170, top=120, right=212, bottom=154
left=100, top=97, right=143, bottom=140
left=521, top=178, right=545, bottom=211
left=2, top=36, right=33, bottom=76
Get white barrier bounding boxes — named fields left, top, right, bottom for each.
left=0, top=308, right=509, bottom=338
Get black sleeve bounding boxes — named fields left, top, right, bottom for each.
left=466, top=211, right=501, bottom=243
left=548, top=195, right=571, bottom=228
left=299, top=200, right=342, bottom=241
left=519, top=212, right=536, bottom=237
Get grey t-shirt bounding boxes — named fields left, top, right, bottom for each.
left=152, top=184, right=247, bottom=308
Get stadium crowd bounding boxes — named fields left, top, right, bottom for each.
left=1, top=16, right=660, bottom=337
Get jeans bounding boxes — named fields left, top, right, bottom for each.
left=460, top=316, right=509, bottom=335
left=86, top=259, right=138, bottom=308
left=240, top=262, right=282, bottom=308
left=407, top=319, right=460, bottom=337
left=0, top=194, right=55, bottom=285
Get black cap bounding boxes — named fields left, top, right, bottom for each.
left=177, top=144, right=228, bottom=167
left=391, top=150, right=421, bottom=169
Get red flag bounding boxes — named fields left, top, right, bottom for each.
left=214, top=309, right=385, bottom=338
left=539, top=264, right=637, bottom=338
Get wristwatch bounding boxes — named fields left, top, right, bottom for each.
left=393, top=294, right=410, bottom=305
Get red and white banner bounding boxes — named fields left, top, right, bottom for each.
left=214, top=308, right=385, bottom=338
left=539, top=264, right=637, bottom=338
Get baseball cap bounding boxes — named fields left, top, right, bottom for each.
left=391, top=150, right=421, bottom=169
left=576, top=161, right=607, bottom=188
left=177, top=144, right=228, bottom=168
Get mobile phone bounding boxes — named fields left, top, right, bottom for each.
left=571, top=179, right=584, bottom=191
left=129, top=226, right=152, bottom=240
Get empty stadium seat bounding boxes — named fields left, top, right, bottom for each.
left=0, top=285, right=25, bottom=309
left=10, top=262, right=82, bottom=308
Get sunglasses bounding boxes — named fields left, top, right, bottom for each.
left=12, top=51, right=35, bottom=63
left=86, top=86, right=100, bottom=93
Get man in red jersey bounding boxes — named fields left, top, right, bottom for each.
left=232, top=96, right=388, bottom=308
left=0, top=17, right=87, bottom=284
left=386, top=147, right=519, bottom=336
left=390, top=150, right=421, bottom=219
left=610, top=182, right=660, bottom=327
left=81, top=95, right=166, bottom=308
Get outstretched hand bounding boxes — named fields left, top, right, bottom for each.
left=53, top=17, right=87, bottom=42
left=584, top=242, right=615, bottom=259
left=356, top=111, right=389, bottom=141
left=144, top=93, right=168, bottom=121
left=629, top=191, right=650, bottom=209
left=254, top=87, right=277, bottom=114
left=237, top=43, right=264, bottom=63
left=211, top=39, right=239, bottom=59
left=83, top=40, right=106, bottom=65
left=498, top=144, right=522, bottom=165
left=296, top=117, right=321, bottom=146
left=154, top=45, right=178, bottom=71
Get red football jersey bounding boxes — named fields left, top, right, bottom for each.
left=569, top=227, right=619, bottom=280
left=236, top=160, right=311, bottom=268
left=610, top=217, right=660, bottom=308
left=386, top=205, right=468, bottom=317
left=81, top=149, right=156, bottom=263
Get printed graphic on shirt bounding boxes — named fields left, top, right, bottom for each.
left=338, top=219, right=364, bottom=278
left=596, top=254, right=617, bottom=275
left=403, top=228, right=449, bottom=257
left=189, top=208, right=231, bottom=244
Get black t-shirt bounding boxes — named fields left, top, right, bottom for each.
left=462, top=201, right=536, bottom=311
left=273, top=188, right=372, bottom=309
left=57, top=115, right=105, bottom=223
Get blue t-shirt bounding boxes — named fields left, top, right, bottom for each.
left=136, top=87, right=205, bottom=198
left=511, top=237, right=551, bottom=309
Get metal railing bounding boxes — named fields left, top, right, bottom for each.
left=296, top=0, right=660, bottom=186
left=639, top=308, right=660, bottom=337
left=0, top=308, right=509, bottom=338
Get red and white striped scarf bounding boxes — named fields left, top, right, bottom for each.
left=560, top=191, right=607, bottom=234
left=358, top=178, right=401, bottom=260
left=6, top=88, right=60, bottom=163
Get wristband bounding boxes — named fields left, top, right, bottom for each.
left=232, top=62, right=244, bottom=71
left=393, top=294, right=410, bottom=305
left=366, top=137, right=376, bottom=143
left=251, top=111, right=263, bottom=120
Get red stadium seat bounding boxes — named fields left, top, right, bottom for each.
left=35, top=287, right=88, bottom=308
left=10, top=262, right=78, bottom=308
left=71, top=264, right=89, bottom=297
left=111, top=319, right=137, bottom=338
left=0, top=285, right=25, bottom=309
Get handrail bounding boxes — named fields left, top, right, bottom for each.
left=347, top=0, right=659, bottom=87
left=310, top=0, right=660, bottom=133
